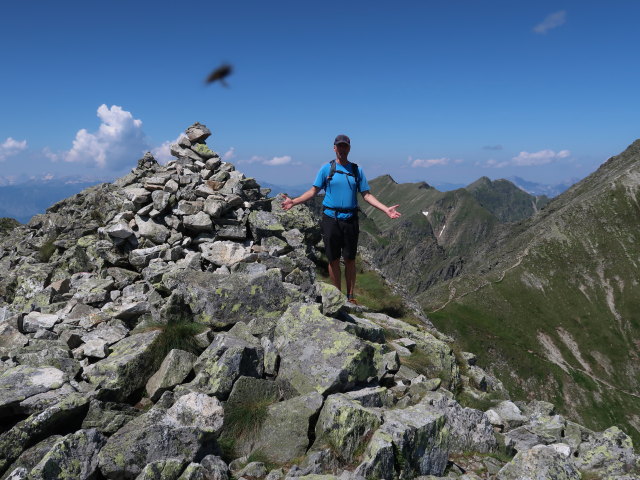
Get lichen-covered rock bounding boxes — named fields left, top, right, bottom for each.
left=135, top=215, right=171, bottom=245
left=134, top=458, right=186, bottom=480
left=187, top=333, right=264, bottom=399
left=270, top=194, right=321, bottom=245
left=191, top=143, right=217, bottom=160
left=22, top=312, right=59, bottom=333
left=0, top=366, right=66, bottom=417
left=1, top=435, right=62, bottom=480
left=177, top=455, right=229, bottom=480
left=249, top=392, right=324, bottom=464
left=421, top=391, right=497, bottom=454
left=574, top=426, right=638, bottom=476
left=97, top=392, right=222, bottom=479
left=497, top=444, right=581, bottom=479
left=316, top=282, right=346, bottom=316
left=247, top=211, right=285, bottom=242
left=0, top=320, right=28, bottom=349
left=183, top=212, right=213, bottom=232
left=343, top=315, right=386, bottom=344
left=313, top=393, right=382, bottom=465
left=28, top=428, right=107, bottom=480
left=363, top=312, right=460, bottom=391
left=13, top=344, right=80, bottom=379
left=355, top=400, right=449, bottom=479
left=0, top=393, right=90, bottom=475
left=487, top=401, right=528, bottom=431
left=274, top=303, right=377, bottom=396
left=504, top=414, right=567, bottom=453
left=83, top=330, right=162, bottom=401
left=146, top=349, right=198, bottom=401
left=162, top=269, right=302, bottom=327
left=81, top=399, right=141, bottom=435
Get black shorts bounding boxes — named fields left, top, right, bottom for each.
left=321, top=213, right=359, bottom=262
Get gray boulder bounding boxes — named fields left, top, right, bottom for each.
left=0, top=366, right=66, bottom=418
left=313, top=393, right=382, bottom=465
left=146, top=349, right=198, bottom=401
left=187, top=333, right=264, bottom=399
left=355, top=401, right=449, bottom=479
left=83, top=330, right=162, bottom=401
left=183, top=212, right=213, bottom=232
left=185, top=123, right=212, bottom=143
left=22, top=312, right=59, bottom=333
left=98, top=392, right=223, bottom=479
left=0, top=393, right=90, bottom=474
left=199, top=241, right=251, bottom=267
left=134, top=458, right=186, bottom=480
left=316, top=282, right=346, bottom=316
left=247, top=211, right=285, bottom=242
left=162, top=269, right=302, bottom=327
left=574, top=426, right=638, bottom=476
left=497, top=444, right=580, bottom=479
left=249, top=392, right=324, bottom=464
left=274, top=303, right=377, bottom=396
left=135, top=215, right=171, bottom=244
left=28, top=428, right=107, bottom=480
left=422, top=391, right=497, bottom=454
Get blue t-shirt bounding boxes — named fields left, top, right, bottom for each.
left=313, top=161, right=370, bottom=219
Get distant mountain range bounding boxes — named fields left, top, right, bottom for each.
left=0, top=176, right=109, bottom=223
left=261, top=177, right=575, bottom=199
left=358, top=140, right=640, bottom=443
left=0, top=173, right=576, bottom=225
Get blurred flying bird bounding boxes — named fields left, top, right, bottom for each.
left=206, top=63, right=233, bottom=87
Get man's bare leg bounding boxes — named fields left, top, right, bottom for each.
left=345, top=258, right=356, bottom=298
left=328, top=259, right=342, bottom=292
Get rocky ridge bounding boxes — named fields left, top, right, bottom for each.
left=0, top=123, right=637, bottom=479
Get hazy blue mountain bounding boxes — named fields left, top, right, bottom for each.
left=508, top=175, right=577, bottom=197
left=0, top=178, right=108, bottom=223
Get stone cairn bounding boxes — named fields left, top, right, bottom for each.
left=0, top=123, right=637, bottom=479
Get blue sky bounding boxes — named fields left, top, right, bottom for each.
left=1, top=1, right=639, bottom=187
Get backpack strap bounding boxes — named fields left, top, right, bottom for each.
left=326, top=159, right=337, bottom=187
left=326, top=160, right=360, bottom=191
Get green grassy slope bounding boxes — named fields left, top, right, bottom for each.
left=465, top=176, right=550, bottom=223
left=423, top=139, right=640, bottom=442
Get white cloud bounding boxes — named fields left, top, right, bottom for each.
left=64, top=104, right=149, bottom=169
left=150, top=140, right=174, bottom=164
left=485, top=159, right=509, bottom=168
left=223, top=147, right=236, bottom=161
left=0, top=137, right=27, bottom=161
left=482, top=149, right=571, bottom=168
left=240, top=154, right=299, bottom=166
left=42, top=147, right=60, bottom=162
left=410, top=157, right=450, bottom=168
left=512, top=149, right=570, bottom=166
left=264, top=155, right=292, bottom=166
left=533, top=11, right=566, bottom=34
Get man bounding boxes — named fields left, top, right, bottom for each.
left=281, top=134, right=401, bottom=304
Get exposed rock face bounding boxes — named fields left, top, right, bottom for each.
left=0, top=122, right=637, bottom=479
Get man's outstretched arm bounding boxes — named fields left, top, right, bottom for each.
left=281, top=186, right=321, bottom=211
left=361, top=192, right=401, bottom=219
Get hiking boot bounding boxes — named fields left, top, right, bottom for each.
left=347, top=294, right=359, bottom=305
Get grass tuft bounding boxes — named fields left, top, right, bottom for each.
left=133, top=321, right=208, bottom=363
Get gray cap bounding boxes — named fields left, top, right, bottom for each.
left=334, top=134, right=351, bottom=145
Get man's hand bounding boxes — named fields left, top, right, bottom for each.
left=385, top=204, right=402, bottom=219
left=281, top=195, right=295, bottom=211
